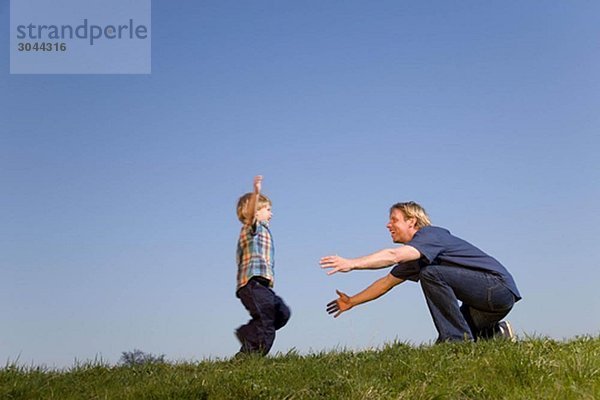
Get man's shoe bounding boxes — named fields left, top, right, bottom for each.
left=497, top=321, right=515, bottom=341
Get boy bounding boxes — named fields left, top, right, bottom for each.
left=235, top=175, right=290, bottom=356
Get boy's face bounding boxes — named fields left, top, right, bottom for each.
left=256, top=204, right=272, bottom=223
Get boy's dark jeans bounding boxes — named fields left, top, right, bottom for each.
left=419, top=265, right=516, bottom=342
left=236, top=278, right=291, bottom=355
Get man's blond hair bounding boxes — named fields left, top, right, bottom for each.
left=236, top=193, right=271, bottom=224
left=390, top=201, right=431, bottom=229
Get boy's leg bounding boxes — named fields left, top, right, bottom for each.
left=236, top=283, right=262, bottom=353
left=236, top=279, right=277, bottom=355
left=420, top=265, right=515, bottom=342
left=274, top=294, right=291, bottom=330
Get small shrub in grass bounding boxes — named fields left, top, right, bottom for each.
left=119, top=349, right=166, bottom=367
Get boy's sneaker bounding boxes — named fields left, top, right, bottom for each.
left=496, top=321, right=515, bottom=341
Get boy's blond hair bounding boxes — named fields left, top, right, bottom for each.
left=236, top=193, right=272, bottom=224
left=390, top=201, right=431, bottom=229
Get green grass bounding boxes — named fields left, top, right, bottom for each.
left=2, top=337, right=599, bottom=399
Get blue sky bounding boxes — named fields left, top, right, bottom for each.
left=1, top=1, right=599, bottom=368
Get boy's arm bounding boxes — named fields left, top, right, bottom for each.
left=243, top=175, right=263, bottom=225
left=326, top=273, right=404, bottom=318
left=320, top=245, right=421, bottom=275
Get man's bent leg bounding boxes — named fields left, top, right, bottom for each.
left=421, top=265, right=515, bottom=342
left=420, top=265, right=474, bottom=342
left=458, top=277, right=515, bottom=340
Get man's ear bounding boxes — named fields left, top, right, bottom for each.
left=408, top=217, right=417, bottom=229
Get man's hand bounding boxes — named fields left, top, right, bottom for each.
left=326, top=290, right=353, bottom=318
left=320, top=255, right=353, bottom=275
left=253, top=175, right=263, bottom=194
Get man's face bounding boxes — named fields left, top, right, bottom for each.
left=386, top=209, right=416, bottom=243
left=256, top=204, right=272, bottom=223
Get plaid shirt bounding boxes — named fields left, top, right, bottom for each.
left=236, top=220, right=274, bottom=290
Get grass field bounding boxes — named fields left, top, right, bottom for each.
left=2, top=336, right=599, bottom=399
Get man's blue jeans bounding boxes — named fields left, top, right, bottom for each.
left=419, top=265, right=515, bottom=342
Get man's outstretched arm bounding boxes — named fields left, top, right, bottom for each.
left=320, top=245, right=420, bottom=275
left=326, top=273, right=405, bottom=318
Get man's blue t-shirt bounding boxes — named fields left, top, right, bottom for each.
left=390, top=226, right=521, bottom=300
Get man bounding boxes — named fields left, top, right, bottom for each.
left=320, top=201, right=521, bottom=342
